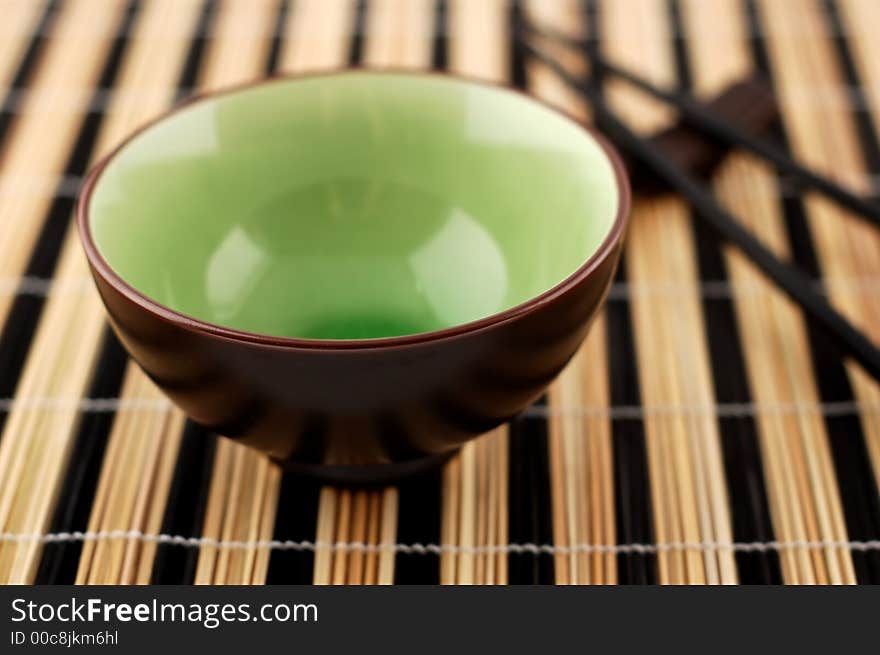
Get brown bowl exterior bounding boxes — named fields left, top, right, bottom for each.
left=87, top=240, right=622, bottom=475
left=77, top=71, right=630, bottom=482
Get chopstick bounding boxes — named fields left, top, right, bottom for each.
left=520, top=23, right=880, bottom=231
left=521, top=40, right=880, bottom=383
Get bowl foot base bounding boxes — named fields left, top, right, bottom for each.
left=273, top=449, right=459, bottom=486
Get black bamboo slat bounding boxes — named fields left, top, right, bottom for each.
left=819, top=0, right=880, bottom=585
left=264, top=476, right=321, bottom=584
left=743, top=0, right=863, bottom=583
left=392, top=470, right=443, bottom=584
left=581, top=0, right=657, bottom=587
left=668, top=0, right=781, bottom=585
left=151, top=425, right=217, bottom=584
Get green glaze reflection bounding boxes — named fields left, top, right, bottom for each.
left=89, top=72, right=619, bottom=339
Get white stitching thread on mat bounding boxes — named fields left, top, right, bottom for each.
left=0, top=275, right=93, bottom=296
left=0, top=531, right=878, bottom=555
left=522, top=400, right=880, bottom=419
left=0, top=397, right=171, bottom=412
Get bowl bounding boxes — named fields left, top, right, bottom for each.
left=77, top=70, right=630, bottom=483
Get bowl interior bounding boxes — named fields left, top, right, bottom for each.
left=88, top=72, right=620, bottom=340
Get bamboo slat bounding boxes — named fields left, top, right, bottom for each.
left=0, top=0, right=170, bottom=585
left=311, top=0, right=431, bottom=587
left=759, top=0, right=879, bottom=581
left=683, top=0, right=856, bottom=586
left=281, top=0, right=357, bottom=71
left=0, top=1, right=45, bottom=92
left=448, top=0, right=508, bottom=84
left=828, top=0, right=880, bottom=496
left=313, top=487, right=398, bottom=585
left=191, top=0, right=282, bottom=586
left=75, top=374, right=185, bottom=584
left=603, top=0, right=737, bottom=585
left=0, top=0, right=125, bottom=333
left=364, top=0, right=433, bottom=66
left=439, top=0, right=510, bottom=586
left=69, top=0, right=202, bottom=587
left=523, top=0, right=616, bottom=585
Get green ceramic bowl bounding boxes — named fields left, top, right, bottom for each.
left=79, top=71, right=629, bottom=482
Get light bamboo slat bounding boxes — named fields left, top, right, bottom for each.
left=0, top=0, right=126, bottom=335
left=437, top=0, right=510, bottom=586
left=364, top=0, right=433, bottom=66
left=523, top=0, right=616, bottom=585
left=448, top=0, right=508, bottom=83
left=191, top=0, right=283, bottom=586
left=75, top=373, right=185, bottom=584
left=760, top=0, right=879, bottom=581
left=0, top=1, right=45, bottom=92
left=281, top=0, right=357, bottom=71
left=0, top=0, right=155, bottom=585
left=313, top=487, right=398, bottom=585
left=603, top=0, right=737, bottom=585
left=310, top=0, right=431, bottom=587
left=683, top=0, right=856, bottom=585
left=68, top=0, right=202, bottom=587
left=829, top=0, right=880, bottom=497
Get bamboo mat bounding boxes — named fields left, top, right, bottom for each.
left=0, top=0, right=878, bottom=585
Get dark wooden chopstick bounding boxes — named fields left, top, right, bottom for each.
left=521, top=40, right=880, bottom=383
left=520, top=22, right=880, bottom=231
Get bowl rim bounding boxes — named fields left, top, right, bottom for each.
left=77, top=68, right=631, bottom=350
